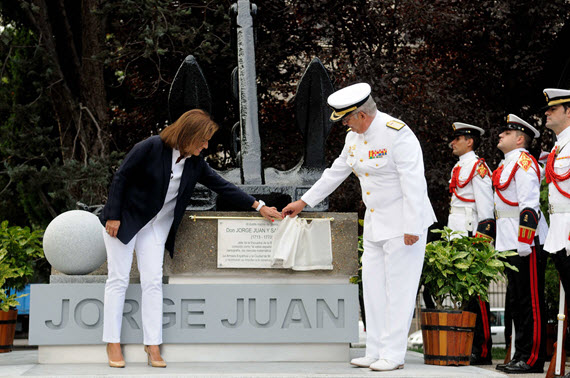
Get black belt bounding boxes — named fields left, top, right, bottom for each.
left=424, top=354, right=470, bottom=362
left=421, top=325, right=475, bottom=332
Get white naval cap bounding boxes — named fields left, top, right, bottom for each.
left=543, top=88, right=570, bottom=107
left=501, top=114, right=540, bottom=138
left=327, top=83, right=371, bottom=122
left=452, top=122, right=485, bottom=137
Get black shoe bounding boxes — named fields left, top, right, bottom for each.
left=470, top=354, right=492, bottom=365
left=503, top=360, right=544, bottom=374
left=496, top=359, right=519, bottom=371
left=495, top=363, right=506, bottom=371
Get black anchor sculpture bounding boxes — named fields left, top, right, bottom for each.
left=167, top=0, right=334, bottom=211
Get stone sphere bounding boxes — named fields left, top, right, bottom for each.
left=43, top=210, right=106, bottom=275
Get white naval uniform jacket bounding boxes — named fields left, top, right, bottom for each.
left=301, top=110, right=436, bottom=242
left=545, top=127, right=570, bottom=253
left=447, top=151, right=494, bottom=234
left=494, top=148, right=548, bottom=252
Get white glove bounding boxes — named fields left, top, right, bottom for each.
left=517, top=242, right=532, bottom=257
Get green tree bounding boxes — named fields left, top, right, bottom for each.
left=0, top=0, right=569, bottom=227
left=0, top=23, right=117, bottom=226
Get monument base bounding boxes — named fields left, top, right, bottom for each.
left=36, top=212, right=359, bottom=364
left=38, top=343, right=350, bottom=363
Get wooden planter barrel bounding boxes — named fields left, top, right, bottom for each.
left=421, top=309, right=477, bottom=366
left=0, top=309, right=18, bottom=353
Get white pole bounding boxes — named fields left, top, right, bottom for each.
left=555, top=281, right=565, bottom=377
left=511, top=320, right=515, bottom=360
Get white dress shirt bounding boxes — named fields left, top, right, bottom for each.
left=448, top=151, right=494, bottom=233
left=545, top=127, right=570, bottom=253
left=494, top=148, right=548, bottom=252
left=146, top=149, right=187, bottom=244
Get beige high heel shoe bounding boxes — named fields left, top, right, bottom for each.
left=106, top=344, right=125, bottom=368
left=144, top=345, right=167, bottom=368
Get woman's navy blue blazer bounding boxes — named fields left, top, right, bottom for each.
left=99, top=135, right=255, bottom=257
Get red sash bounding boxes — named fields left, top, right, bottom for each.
left=492, top=152, right=540, bottom=206
left=449, top=158, right=487, bottom=203
left=545, top=146, right=570, bottom=199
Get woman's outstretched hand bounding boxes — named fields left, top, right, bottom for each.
left=260, top=206, right=282, bottom=222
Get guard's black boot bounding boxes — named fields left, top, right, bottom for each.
left=503, top=360, right=544, bottom=374
left=470, top=353, right=492, bottom=365
left=495, top=359, right=519, bottom=371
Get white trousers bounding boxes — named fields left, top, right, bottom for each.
left=102, top=224, right=165, bottom=345
left=362, top=231, right=427, bottom=364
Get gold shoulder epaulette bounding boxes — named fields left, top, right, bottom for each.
left=386, top=120, right=405, bottom=130
left=517, top=152, right=532, bottom=172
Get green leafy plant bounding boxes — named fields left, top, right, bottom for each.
left=349, top=220, right=366, bottom=327
left=0, top=250, right=25, bottom=312
left=422, top=227, right=518, bottom=310
left=544, top=257, right=561, bottom=324
left=0, top=221, right=44, bottom=311
left=0, top=291, right=23, bottom=312
left=349, top=219, right=365, bottom=286
left=349, top=228, right=364, bottom=288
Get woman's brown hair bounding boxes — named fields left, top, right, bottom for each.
left=160, top=109, right=219, bottom=156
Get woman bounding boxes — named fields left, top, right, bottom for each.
left=99, top=109, right=280, bottom=368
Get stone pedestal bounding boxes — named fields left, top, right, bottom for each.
left=32, top=212, right=359, bottom=363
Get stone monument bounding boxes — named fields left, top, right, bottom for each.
left=29, top=0, right=359, bottom=364
left=172, top=2, right=335, bottom=211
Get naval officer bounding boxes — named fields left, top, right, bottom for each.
left=447, top=122, right=495, bottom=365
left=282, top=83, right=436, bottom=372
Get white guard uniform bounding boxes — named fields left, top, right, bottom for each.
left=494, top=148, right=548, bottom=253
left=544, top=127, right=570, bottom=254
left=302, top=110, right=436, bottom=365
left=448, top=151, right=494, bottom=235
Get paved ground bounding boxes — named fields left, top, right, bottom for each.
left=1, top=347, right=510, bottom=377
left=0, top=322, right=562, bottom=377
left=478, top=361, right=554, bottom=378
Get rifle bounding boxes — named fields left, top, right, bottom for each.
left=504, top=335, right=512, bottom=364
left=547, top=280, right=567, bottom=378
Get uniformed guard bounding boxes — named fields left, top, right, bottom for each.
left=447, top=122, right=495, bottom=365
left=493, top=114, right=548, bottom=374
left=543, top=89, right=570, bottom=290
left=542, top=89, right=570, bottom=377
left=448, top=122, right=495, bottom=238
left=282, top=83, right=437, bottom=372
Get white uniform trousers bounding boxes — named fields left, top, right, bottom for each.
left=102, top=223, right=165, bottom=345
left=362, top=231, right=427, bottom=364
